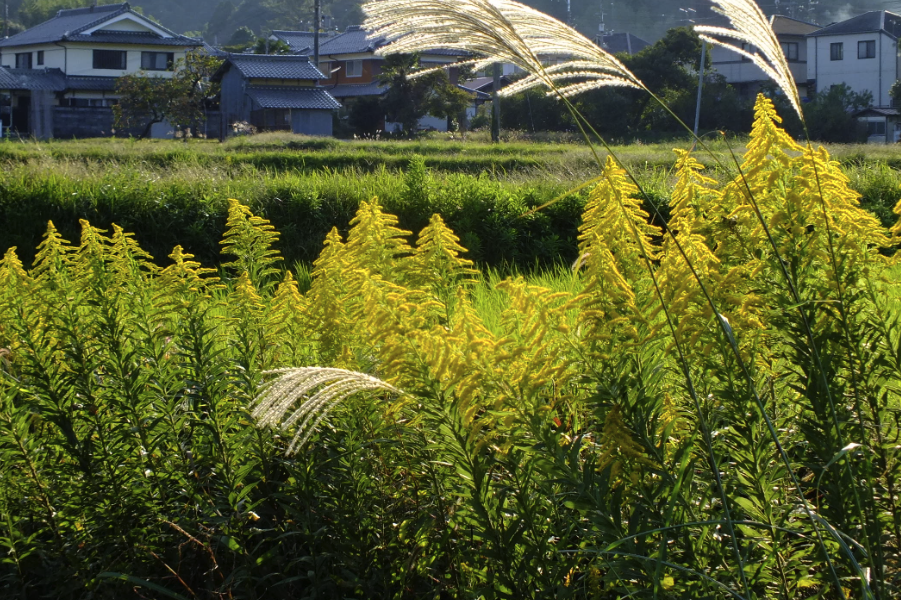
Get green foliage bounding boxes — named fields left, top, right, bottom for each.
left=2, top=100, right=901, bottom=599
left=804, top=83, right=872, bottom=143
left=378, top=53, right=470, bottom=136
left=113, top=50, right=223, bottom=139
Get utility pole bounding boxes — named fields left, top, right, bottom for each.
left=693, top=41, right=706, bottom=137
left=491, top=63, right=501, bottom=142
left=313, top=0, right=321, bottom=66
left=4, top=0, right=9, bottom=39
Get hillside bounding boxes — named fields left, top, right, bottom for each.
left=3, top=0, right=898, bottom=49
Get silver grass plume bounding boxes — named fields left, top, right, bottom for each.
left=694, top=0, right=802, bottom=120
left=252, top=367, right=403, bottom=454
left=362, top=0, right=645, bottom=98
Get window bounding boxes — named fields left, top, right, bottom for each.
left=780, top=42, right=798, bottom=61
left=15, top=53, right=32, bottom=69
left=740, top=42, right=755, bottom=62
left=93, top=50, right=127, bottom=70
left=36, top=51, right=44, bottom=66
left=858, top=40, right=876, bottom=59
left=344, top=59, right=362, bottom=78
left=318, top=61, right=332, bottom=76
left=830, top=42, right=843, bottom=61
left=141, top=51, right=174, bottom=71
left=867, top=121, right=886, bottom=136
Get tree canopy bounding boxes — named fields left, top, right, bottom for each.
left=113, top=50, right=223, bottom=139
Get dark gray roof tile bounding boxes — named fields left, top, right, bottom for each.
left=225, top=54, right=325, bottom=80
left=66, top=76, right=118, bottom=91
left=0, top=66, right=21, bottom=89
left=272, top=30, right=339, bottom=54
left=65, top=31, right=200, bottom=46
left=320, top=26, right=386, bottom=55
left=0, top=68, right=67, bottom=91
left=246, top=86, right=341, bottom=109
left=0, top=2, right=199, bottom=48
left=810, top=11, right=901, bottom=38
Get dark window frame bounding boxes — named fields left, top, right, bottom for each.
left=858, top=40, right=876, bottom=59
left=867, top=120, right=886, bottom=136
left=141, top=51, right=175, bottom=71
left=36, top=51, right=44, bottom=66
left=15, top=53, right=32, bottom=69
left=93, top=49, right=127, bottom=70
left=830, top=42, right=843, bottom=61
left=781, top=41, right=799, bottom=61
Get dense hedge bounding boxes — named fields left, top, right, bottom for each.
left=0, top=158, right=590, bottom=269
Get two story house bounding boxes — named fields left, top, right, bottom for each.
left=213, top=53, right=340, bottom=136
left=710, top=14, right=820, bottom=100
left=275, top=25, right=467, bottom=132
left=807, top=11, right=901, bottom=108
left=0, top=2, right=201, bottom=138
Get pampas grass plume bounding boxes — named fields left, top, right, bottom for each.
left=253, top=367, right=402, bottom=454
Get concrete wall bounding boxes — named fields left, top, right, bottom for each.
left=808, top=32, right=900, bottom=106
left=53, top=106, right=116, bottom=138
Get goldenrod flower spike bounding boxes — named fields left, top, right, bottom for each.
left=363, top=0, right=645, bottom=98
left=694, top=0, right=802, bottom=120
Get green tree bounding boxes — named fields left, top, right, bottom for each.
left=113, top=49, right=223, bottom=139
left=803, top=83, right=872, bottom=143
left=252, top=37, right=292, bottom=54
left=378, top=54, right=472, bottom=136
left=17, top=0, right=90, bottom=27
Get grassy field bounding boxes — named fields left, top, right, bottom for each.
left=1, top=133, right=899, bottom=270
left=4, top=107, right=901, bottom=598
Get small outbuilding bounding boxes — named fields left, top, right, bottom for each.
left=854, top=106, right=901, bottom=144
left=213, top=54, right=340, bottom=137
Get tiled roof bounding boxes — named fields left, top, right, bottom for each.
left=0, top=2, right=199, bottom=48
left=0, top=68, right=67, bottom=91
left=224, top=54, right=325, bottom=80
left=457, top=84, right=491, bottom=101
left=810, top=11, right=901, bottom=38
left=855, top=106, right=900, bottom=117
left=246, top=86, right=341, bottom=109
left=326, top=81, right=386, bottom=98
left=598, top=32, right=649, bottom=55
left=272, top=30, right=340, bottom=54
left=66, top=76, right=118, bottom=91
left=320, top=26, right=386, bottom=55
left=0, top=66, right=21, bottom=89
left=65, top=31, right=200, bottom=46
left=316, top=25, right=465, bottom=57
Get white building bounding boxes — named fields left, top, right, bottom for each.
left=0, top=2, right=201, bottom=137
left=710, top=15, right=819, bottom=100
left=806, top=10, right=901, bottom=108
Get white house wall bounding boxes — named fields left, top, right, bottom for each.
left=0, top=43, right=189, bottom=78
left=0, top=44, right=65, bottom=70
left=808, top=32, right=900, bottom=106
left=710, top=38, right=808, bottom=85
left=63, top=43, right=189, bottom=78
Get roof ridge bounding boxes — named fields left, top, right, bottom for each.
left=69, top=5, right=131, bottom=35
left=57, top=3, right=127, bottom=17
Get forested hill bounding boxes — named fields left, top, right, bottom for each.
left=4, top=0, right=900, bottom=49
